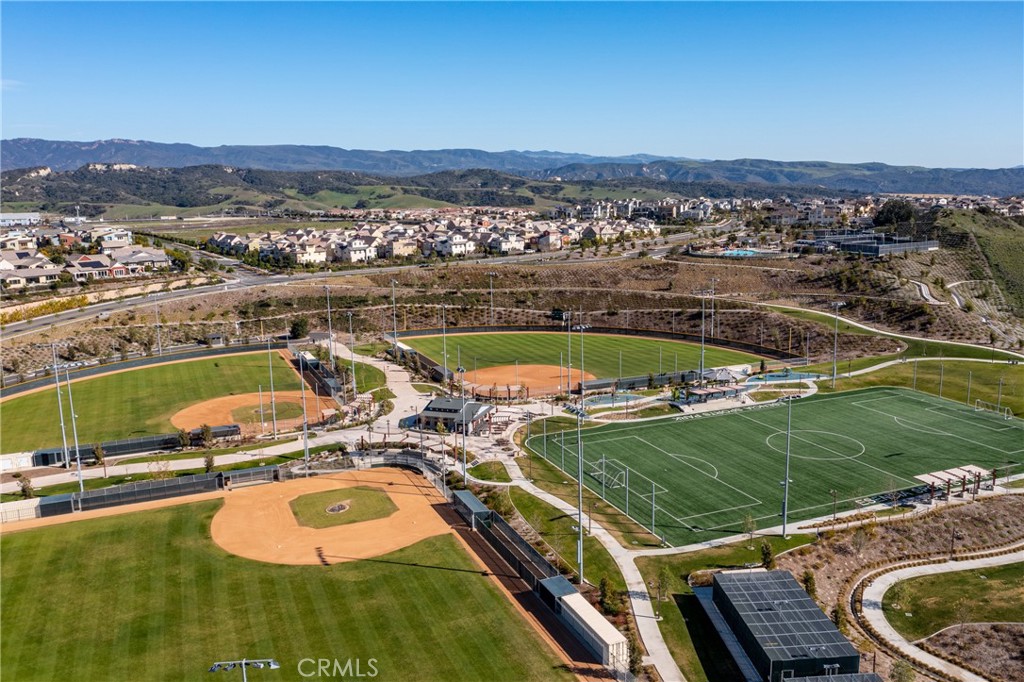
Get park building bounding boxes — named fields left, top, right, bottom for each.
left=416, top=397, right=495, bottom=435
left=696, top=569, right=883, bottom=682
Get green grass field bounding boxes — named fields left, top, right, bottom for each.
left=289, top=486, right=398, bottom=528
left=883, top=562, right=1024, bottom=641
left=526, top=387, right=1024, bottom=546
left=403, top=332, right=761, bottom=380
left=0, top=501, right=572, bottom=681
left=0, top=353, right=301, bottom=453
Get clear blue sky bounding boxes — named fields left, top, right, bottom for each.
left=2, top=2, right=1022, bottom=168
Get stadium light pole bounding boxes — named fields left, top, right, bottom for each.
left=324, top=286, right=336, bottom=374
left=578, top=309, right=586, bottom=404
left=830, top=302, right=844, bottom=389
left=300, top=355, right=310, bottom=476
left=391, top=279, right=399, bottom=358
left=458, top=345, right=467, bottom=481
left=566, top=310, right=572, bottom=396
left=51, top=344, right=71, bottom=468
left=65, top=369, right=84, bottom=494
left=576, top=410, right=585, bottom=585
left=781, top=395, right=793, bottom=539
left=442, top=303, right=449, bottom=395
left=709, top=277, right=718, bottom=339
left=267, top=338, right=278, bottom=438
left=966, top=371, right=972, bottom=406
left=347, top=311, right=358, bottom=399
left=997, top=375, right=1005, bottom=410
left=698, top=291, right=708, bottom=387
left=259, top=385, right=265, bottom=433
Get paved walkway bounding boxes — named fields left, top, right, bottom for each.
left=503, top=458, right=686, bottom=682
left=860, top=547, right=1024, bottom=682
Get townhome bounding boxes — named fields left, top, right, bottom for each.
left=65, top=254, right=128, bottom=282
left=109, top=246, right=172, bottom=273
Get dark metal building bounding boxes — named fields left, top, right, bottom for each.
left=697, top=570, right=879, bottom=682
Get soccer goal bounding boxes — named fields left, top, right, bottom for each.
left=585, top=458, right=627, bottom=489
left=974, top=399, right=1013, bottom=420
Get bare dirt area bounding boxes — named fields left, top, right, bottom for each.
left=777, top=494, right=1024, bottom=681
left=922, top=623, right=1024, bottom=682
left=210, top=468, right=451, bottom=565
left=169, top=390, right=336, bottom=434
left=466, top=363, right=595, bottom=397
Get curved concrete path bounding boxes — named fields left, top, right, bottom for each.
left=503, top=458, right=686, bottom=682
left=860, top=547, right=1024, bottom=682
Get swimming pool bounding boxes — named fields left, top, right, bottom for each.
left=583, top=393, right=646, bottom=408
left=720, top=249, right=759, bottom=257
left=747, top=370, right=824, bottom=383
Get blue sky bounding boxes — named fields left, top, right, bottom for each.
left=2, top=2, right=1022, bottom=168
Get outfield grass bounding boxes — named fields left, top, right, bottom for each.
left=403, top=332, right=761, bottom=380
left=528, top=387, right=1024, bottom=546
left=0, top=501, right=572, bottom=681
left=883, top=562, right=1024, bottom=641
left=289, top=486, right=398, bottom=528
left=0, top=354, right=301, bottom=453
left=635, top=535, right=814, bottom=682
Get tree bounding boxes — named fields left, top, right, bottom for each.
left=290, top=316, right=309, bottom=339
left=890, top=660, right=916, bottom=682
left=889, top=580, right=907, bottom=610
left=760, top=539, right=776, bottom=569
left=627, top=630, right=643, bottom=677
left=177, top=428, right=190, bottom=449
left=801, top=569, right=817, bottom=600
left=851, top=526, right=869, bottom=556
left=199, top=423, right=213, bottom=448
left=204, top=451, right=216, bottom=474
left=831, top=600, right=848, bottom=634
left=954, top=597, right=972, bottom=645
left=874, top=199, right=916, bottom=227
left=12, top=473, right=34, bottom=499
left=743, top=514, right=757, bottom=550
left=93, top=443, right=107, bottom=478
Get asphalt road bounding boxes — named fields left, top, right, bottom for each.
left=2, top=230, right=699, bottom=340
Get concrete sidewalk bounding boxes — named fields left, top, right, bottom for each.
left=860, top=548, right=1024, bottom=682
left=504, top=458, right=686, bottom=682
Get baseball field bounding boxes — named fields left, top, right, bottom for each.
left=526, top=387, right=1024, bottom=546
left=403, top=332, right=761, bottom=391
left=0, top=353, right=301, bottom=453
left=0, top=471, right=573, bottom=681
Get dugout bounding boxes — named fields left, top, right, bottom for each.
left=538, top=576, right=628, bottom=669
left=703, top=570, right=862, bottom=682
left=451, top=490, right=491, bottom=529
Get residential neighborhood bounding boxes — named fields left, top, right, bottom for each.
left=0, top=216, right=171, bottom=289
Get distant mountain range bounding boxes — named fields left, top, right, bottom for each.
left=1, top=138, right=1022, bottom=196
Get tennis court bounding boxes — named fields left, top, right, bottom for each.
left=525, top=387, right=1024, bottom=546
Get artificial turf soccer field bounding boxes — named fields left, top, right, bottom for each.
left=402, top=332, right=761, bottom=379
left=0, top=501, right=571, bottom=681
left=526, top=387, right=1024, bottom=546
left=0, top=353, right=301, bottom=453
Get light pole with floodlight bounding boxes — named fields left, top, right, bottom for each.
left=830, top=302, right=844, bottom=389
